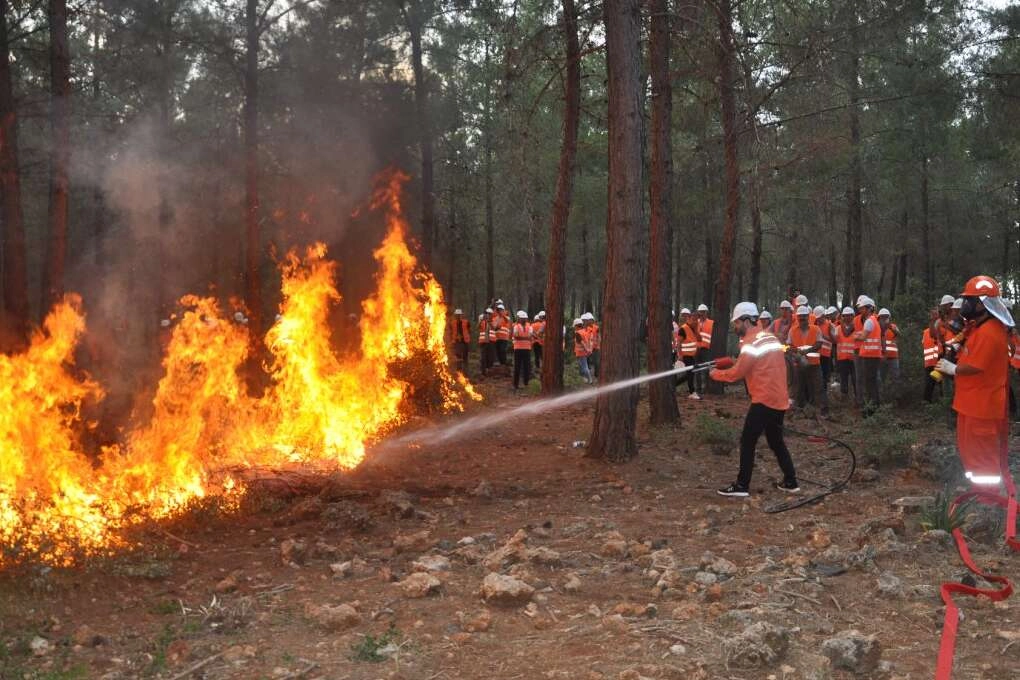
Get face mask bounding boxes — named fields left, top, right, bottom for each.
left=960, top=297, right=980, bottom=321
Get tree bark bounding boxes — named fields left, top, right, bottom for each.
left=588, top=0, right=644, bottom=463
left=244, top=0, right=263, bottom=341
left=404, top=0, right=435, bottom=267
left=646, top=0, right=678, bottom=425
left=483, top=38, right=495, bottom=302
left=90, top=8, right=105, bottom=271
left=846, top=20, right=863, bottom=301
left=0, top=0, right=29, bottom=346
left=541, top=0, right=580, bottom=395
left=580, top=219, right=593, bottom=313
left=707, top=0, right=740, bottom=392
left=43, top=0, right=71, bottom=311
left=921, top=155, right=931, bottom=296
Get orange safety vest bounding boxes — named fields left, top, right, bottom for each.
left=836, top=325, right=856, bottom=361
left=789, top=324, right=821, bottom=365
left=698, top=318, right=714, bottom=349
left=532, top=320, right=546, bottom=345
left=493, top=313, right=511, bottom=341
left=679, top=324, right=698, bottom=357
left=512, top=322, right=533, bottom=350
left=573, top=329, right=591, bottom=357
left=478, top=319, right=490, bottom=344
left=816, top=319, right=833, bottom=358
left=883, top=326, right=899, bottom=359
left=853, top=314, right=864, bottom=353
left=859, top=317, right=883, bottom=358
left=449, top=318, right=470, bottom=343
left=587, top=323, right=601, bottom=350
left=922, top=329, right=940, bottom=368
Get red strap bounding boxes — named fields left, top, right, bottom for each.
left=935, top=445, right=1019, bottom=680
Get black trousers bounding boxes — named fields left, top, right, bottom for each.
left=695, top=348, right=711, bottom=392
left=837, top=359, right=856, bottom=397
left=737, top=403, right=798, bottom=488
left=924, top=366, right=939, bottom=403
left=820, top=355, right=832, bottom=386
left=513, top=349, right=532, bottom=388
left=589, top=349, right=600, bottom=378
left=453, top=341, right=468, bottom=373
left=860, top=357, right=882, bottom=415
left=681, top=355, right=696, bottom=393
left=533, top=343, right=543, bottom=369
left=496, top=339, right=509, bottom=365
left=481, top=342, right=496, bottom=374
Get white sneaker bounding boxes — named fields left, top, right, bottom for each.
left=688, top=393, right=701, bottom=401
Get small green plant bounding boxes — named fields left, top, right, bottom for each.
left=691, top=414, right=737, bottom=455
left=351, top=626, right=401, bottom=663
left=855, top=406, right=917, bottom=466
left=920, top=490, right=973, bottom=532
left=148, top=624, right=177, bottom=674
left=149, top=599, right=178, bottom=616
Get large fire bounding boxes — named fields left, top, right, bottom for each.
left=0, top=170, right=479, bottom=567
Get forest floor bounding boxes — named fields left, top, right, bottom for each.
left=2, top=376, right=1019, bottom=680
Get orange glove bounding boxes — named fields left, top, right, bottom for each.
left=714, top=356, right=735, bottom=370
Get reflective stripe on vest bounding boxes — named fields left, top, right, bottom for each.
left=836, top=327, right=856, bottom=361
left=860, top=320, right=883, bottom=358
left=698, top=319, right=714, bottom=348
left=884, top=329, right=898, bottom=358
left=532, top=321, right=545, bottom=345
left=923, top=330, right=940, bottom=367
left=789, top=325, right=821, bottom=365
left=478, top=321, right=489, bottom=343
left=817, top=320, right=833, bottom=357
left=512, top=323, right=533, bottom=350
left=680, top=326, right=697, bottom=356
left=450, top=319, right=470, bottom=343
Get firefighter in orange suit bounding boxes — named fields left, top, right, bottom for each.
left=695, top=304, right=713, bottom=394
left=512, top=311, right=534, bottom=389
left=935, top=275, right=1014, bottom=488
left=447, top=308, right=471, bottom=374
left=922, top=309, right=942, bottom=403
left=478, top=309, right=495, bottom=375
left=532, top=311, right=546, bottom=370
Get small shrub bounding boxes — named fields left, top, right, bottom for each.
left=855, top=406, right=916, bottom=466
left=920, top=490, right=973, bottom=533
left=691, top=414, right=738, bottom=455
left=352, top=626, right=402, bottom=663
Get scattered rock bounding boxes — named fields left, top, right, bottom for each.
left=911, top=584, right=939, bottom=602
left=399, top=572, right=442, bottom=598
left=669, top=643, right=687, bottom=656
left=471, top=480, right=493, bottom=498
left=892, top=496, right=934, bottom=513
left=601, top=614, right=629, bottom=634
left=821, top=630, right=882, bottom=675
left=215, top=572, right=240, bottom=593
left=694, top=571, right=718, bottom=586
left=845, top=545, right=876, bottom=571
left=321, top=501, right=373, bottom=532
left=223, top=645, right=257, bottom=663
left=166, top=639, right=191, bottom=666
left=480, top=572, right=535, bottom=606
left=393, top=530, right=433, bottom=554
left=856, top=468, right=880, bottom=483
left=649, top=549, right=677, bottom=571
left=329, top=557, right=371, bottom=578
left=700, top=552, right=737, bottom=576
left=72, top=625, right=103, bottom=648
left=29, top=636, right=51, bottom=657
left=601, top=540, right=629, bottom=559
left=526, top=546, right=562, bottom=566
left=412, top=555, right=452, bottom=573
left=457, top=536, right=476, bottom=546
left=460, top=609, right=492, bottom=632
left=810, top=528, right=832, bottom=550
left=876, top=571, right=904, bottom=598
left=920, top=529, right=953, bottom=549
left=304, top=602, right=361, bottom=631
left=280, top=538, right=307, bottom=565
left=282, top=497, right=324, bottom=523
left=381, top=490, right=416, bottom=518
left=564, top=573, right=582, bottom=593
left=482, top=529, right=529, bottom=570
left=723, top=622, right=790, bottom=669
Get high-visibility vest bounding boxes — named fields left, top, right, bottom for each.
left=449, top=318, right=470, bottom=343
left=789, top=324, right=821, bottom=365
left=532, top=321, right=546, bottom=345
left=512, top=322, right=533, bottom=350
left=698, top=318, right=714, bottom=349
left=494, top=313, right=511, bottom=341
left=836, top=326, right=856, bottom=361
left=859, top=318, right=883, bottom=358
left=679, top=324, right=698, bottom=357
left=573, top=329, right=590, bottom=357
left=853, top=314, right=864, bottom=353
left=883, top=327, right=899, bottom=358
left=478, top=319, right=490, bottom=344
left=922, top=329, right=940, bottom=368
left=817, top=319, right=833, bottom=357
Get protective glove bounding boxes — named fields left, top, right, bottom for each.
left=935, top=358, right=956, bottom=376
left=714, top=356, right=735, bottom=370
left=673, top=360, right=689, bottom=372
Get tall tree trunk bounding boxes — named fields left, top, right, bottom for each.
left=898, top=252, right=907, bottom=293
left=747, top=168, right=763, bottom=303
left=405, top=0, right=435, bottom=266
left=890, top=254, right=899, bottom=301
left=580, top=220, right=593, bottom=313
left=244, top=0, right=263, bottom=341
left=90, top=8, right=105, bottom=271
left=0, top=0, right=29, bottom=346
left=846, top=21, right=863, bottom=301
left=708, top=0, right=740, bottom=390
left=483, top=38, right=495, bottom=302
left=646, top=0, right=678, bottom=425
left=828, top=238, right=837, bottom=307
left=921, top=155, right=931, bottom=296
left=43, top=0, right=71, bottom=311
left=588, top=0, right=644, bottom=463
left=541, top=0, right=580, bottom=395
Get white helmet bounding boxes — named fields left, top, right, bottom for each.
left=160, top=319, right=171, bottom=328
left=454, top=308, right=463, bottom=315
left=537, top=311, right=546, bottom=319
left=856, top=294, right=868, bottom=307
left=841, top=307, right=854, bottom=315
left=572, top=318, right=583, bottom=327
left=680, top=307, right=691, bottom=316
left=856, top=296, right=875, bottom=309
left=478, top=314, right=485, bottom=320
left=760, top=310, right=773, bottom=320
left=812, top=305, right=825, bottom=317
left=517, top=310, right=528, bottom=319
left=940, top=294, right=955, bottom=306
left=795, top=294, right=808, bottom=306
left=779, top=300, right=793, bottom=310
left=878, top=308, right=891, bottom=317
left=796, top=305, right=810, bottom=316
left=233, top=311, right=245, bottom=322
left=730, top=301, right=759, bottom=322
left=825, top=306, right=837, bottom=315
left=697, top=303, right=709, bottom=312
left=485, top=307, right=494, bottom=314
left=495, top=299, right=504, bottom=304
left=496, top=303, right=505, bottom=310
left=582, top=312, right=595, bottom=321
left=952, top=298, right=963, bottom=309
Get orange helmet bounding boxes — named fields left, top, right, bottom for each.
left=961, top=275, right=1000, bottom=297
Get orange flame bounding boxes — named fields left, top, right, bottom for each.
left=0, top=170, right=479, bottom=567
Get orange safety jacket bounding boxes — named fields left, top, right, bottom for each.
left=836, top=325, right=856, bottom=361
left=679, top=324, right=698, bottom=357
left=697, top=318, right=714, bottom=349
left=477, top=319, right=490, bottom=344
left=573, top=329, right=591, bottom=357
left=883, top=326, right=899, bottom=359
left=588, top=323, right=601, bottom=351
left=788, top=324, right=821, bottom=366
left=449, top=318, right=470, bottom=344
left=816, top=319, right=833, bottom=358
left=922, top=328, right=940, bottom=368
left=493, top=313, right=511, bottom=341
left=532, top=320, right=546, bottom=346
left=512, top=322, right=533, bottom=350
left=858, top=317, right=883, bottom=358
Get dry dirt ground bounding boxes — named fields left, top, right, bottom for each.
left=2, top=379, right=1019, bottom=680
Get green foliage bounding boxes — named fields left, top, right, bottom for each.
left=920, top=491, right=973, bottom=533
left=351, top=625, right=402, bottom=663
left=691, top=414, right=738, bottom=455
left=852, top=406, right=917, bottom=466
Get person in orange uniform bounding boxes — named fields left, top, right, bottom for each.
left=711, top=302, right=799, bottom=497
left=854, top=296, right=882, bottom=415
left=531, top=311, right=546, bottom=370
left=922, top=309, right=943, bottom=403
left=935, top=275, right=1014, bottom=488
left=572, top=318, right=593, bottom=384
left=835, top=307, right=857, bottom=401
left=758, top=310, right=772, bottom=332
left=447, top=308, right=471, bottom=374
left=787, top=305, right=828, bottom=415
left=695, top=304, right=714, bottom=394
left=813, top=305, right=835, bottom=390
left=877, top=308, right=900, bottom=384
left=492, top=302, right=511, bottom=365
left=512, top=311, right=534, bottom=389
left=677, top=308, right=700, bottom=399
left=582, top=312, right=600, bottom=379
left=478, top=309, right=495, bottom=375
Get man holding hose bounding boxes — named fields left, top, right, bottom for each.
left=709, top=302, right=800, bottom=497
